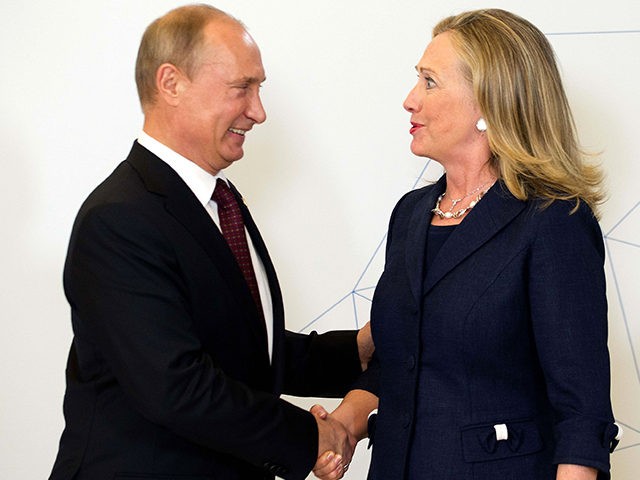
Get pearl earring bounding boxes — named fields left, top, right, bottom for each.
left=476, top=118, right=487, bottom=132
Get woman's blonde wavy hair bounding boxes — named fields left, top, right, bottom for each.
left=434, top=9, right=605, bottom=216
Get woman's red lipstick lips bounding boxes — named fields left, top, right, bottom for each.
left=410, top=122, right=423, bottom=135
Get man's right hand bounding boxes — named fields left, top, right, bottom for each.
left=311, top=404, right=356, bottom=479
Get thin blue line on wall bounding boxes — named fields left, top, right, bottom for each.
left=606, top=201, right=640, bottom=237
left=411, top=159, right=432, bottom=190
left=606, top=237, right=640, bottom=249
left=351, top=293, right=359, bottom=329
left=353, top=233, right=387, bottom=291
left=615, top=442, right=640, bottom=452
left=617, top=420, right=640, bottom=435
left=299, top=292, right=352, bottom=332
left=546, top=30, right=640, bottom=36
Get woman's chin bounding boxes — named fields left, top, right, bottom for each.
left=410, top=144, right=428, bottom=158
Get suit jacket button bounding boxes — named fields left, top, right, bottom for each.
left=403, top=412, right=412, bottom=428
left=407, top=355, right=416, bottom=371
left=264, top=462, right=287, bottom=476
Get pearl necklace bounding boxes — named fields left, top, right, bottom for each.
left=431, top=181, right=493, bottom=220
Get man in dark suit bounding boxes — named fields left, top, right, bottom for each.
left=49, top=5, right=371, bottom=480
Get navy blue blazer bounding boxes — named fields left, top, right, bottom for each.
left=358, top=176, right=617, bottom=479
left=49, top=142, right=361, bottom=480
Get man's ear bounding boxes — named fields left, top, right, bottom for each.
left=155, top=63, right=187, bottom=107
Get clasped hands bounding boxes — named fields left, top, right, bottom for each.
left=311, top=322, right=375, bottom=478
left=311, top=404, right=356, bottom=479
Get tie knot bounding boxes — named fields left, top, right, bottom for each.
left=212, top=178, right=234, bottom=207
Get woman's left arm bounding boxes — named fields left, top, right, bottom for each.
left=557, top=464, right=598, bottom=480
left=529, top=202, right=617, bottom=477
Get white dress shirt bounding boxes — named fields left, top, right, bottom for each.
left=137, top=131, right=274, bottom=361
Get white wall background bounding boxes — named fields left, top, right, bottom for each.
left=1, top=1, right=638, bottom=478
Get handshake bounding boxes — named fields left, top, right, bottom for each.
left=311, top=403, right=357, bottom=480
left=310, top=323, right=378, bottom=479
left=309, top=389, right=379, bottom=479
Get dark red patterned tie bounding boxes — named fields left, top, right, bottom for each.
left=212, top=179, right=264, bottom=322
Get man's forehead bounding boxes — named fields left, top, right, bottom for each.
left=202, top=18, right=253, bottom=49
left=201, top=26, right=262, bottom=60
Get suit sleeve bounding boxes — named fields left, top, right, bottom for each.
left=528, top=202, right=617, bottom=476
left=65, top=202, right=317, bottom=479
left=282, top=329, right=361, bottom=397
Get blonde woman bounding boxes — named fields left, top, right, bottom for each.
left=313, top=9, right=619, bottom=480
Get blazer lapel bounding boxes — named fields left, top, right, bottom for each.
left=230, top=182, right=283, bottom=321
left=423, top=181, right=526, bottom=296
left=126, top=142, right=268, bottom=348
left=231, top=183, right=282, bottom=336
left=232, top=184, right=284, bottom=386
left=405, top=176, right=447, bottom=304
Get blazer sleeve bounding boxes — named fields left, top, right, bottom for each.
left=350, top=352, right=381, bottom=395
left=65, top=202, right=318, bottom=479
left=528, top=201, right=617, bottom=475
left=282, top=329, right=362, bottom=397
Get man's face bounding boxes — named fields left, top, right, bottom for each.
left=174, top=21, right=266, bottom=175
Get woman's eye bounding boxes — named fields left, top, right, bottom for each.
left=425, top=77, right=436, bottom=89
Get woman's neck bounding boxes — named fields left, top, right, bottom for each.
left=442, top=163, right=497, bottom=199
left=430, top=161, right=498, bottom=226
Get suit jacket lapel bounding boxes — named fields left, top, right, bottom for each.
left=231, top=184, right=285, bottom=387
left=405, top=176, right=447, bottom=304
left=126, top=142, right=269, bottom=348
left=231, top=183, right=283, bottom=340
left=230, top=182, right=283, bottom=322
left=423, top=181, right=526, bottom=296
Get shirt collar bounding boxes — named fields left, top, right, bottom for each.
left=137, top=130, right=227, bottom=206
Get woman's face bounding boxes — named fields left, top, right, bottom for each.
left=403, top=32, right=483, bottom=163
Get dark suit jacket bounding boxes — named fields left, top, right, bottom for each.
left=49, top=142, right=361, bottom=480
left=357, top=176, right=617, bottom=479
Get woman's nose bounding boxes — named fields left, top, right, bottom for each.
left=403, top=83, right=421, bottom=113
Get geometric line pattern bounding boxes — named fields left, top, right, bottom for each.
left=605, top=201, right=640, bottom=385
left=615, top=420, right=640, bottom=452
left=604, top=200, right=640, bottom=458
left=298, top=159, right=432, bottom=332
left=546, top=29, right=640, bottom=36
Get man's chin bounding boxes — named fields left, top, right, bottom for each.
left=217, top=152, right=244, bottom=171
